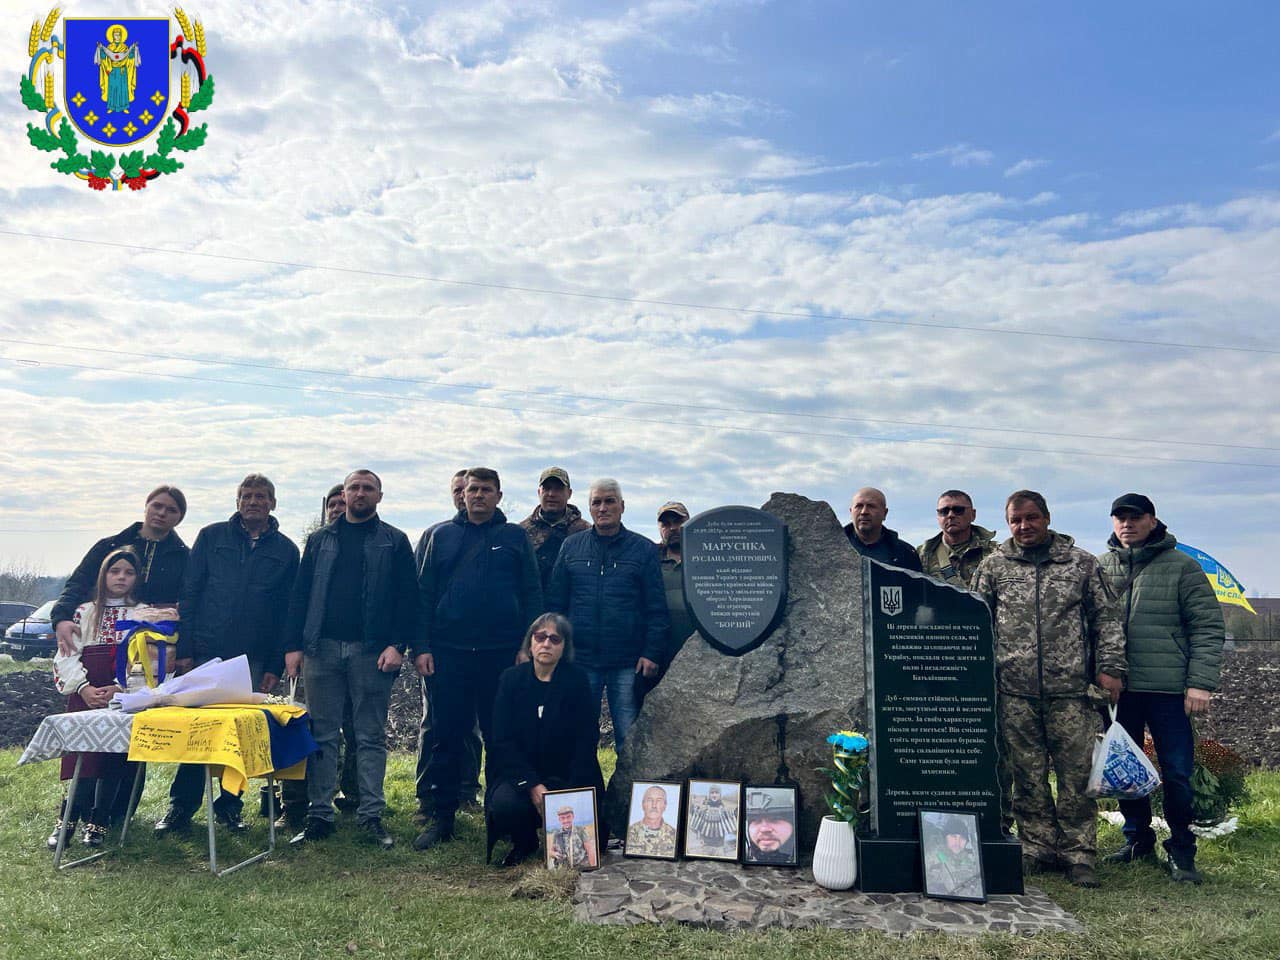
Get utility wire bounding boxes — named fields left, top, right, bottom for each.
left=0, top=353, right=1274, bottom=469
left=1, top=227, right=1275, bottom=356
left=0, top=336, right=1273, bottom=454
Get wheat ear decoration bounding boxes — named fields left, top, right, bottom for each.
left=29, top=20, right=41, bottom=56
left=40, top=8, right=60, bottom=42
left=194, top=21, right=206, bottom=56
left=174, top=8, right=194, bottom=42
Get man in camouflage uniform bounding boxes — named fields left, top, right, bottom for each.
left=626, top=785, right=678, bottom=857
left=918, top=489, right=998, bottom=588
left=549, top=805, right=593, bottom=869
left=520, top=467, right=591, bottom=592
left=974, top=490, right=1126, bottom=888
left=928, top=816, right=983, bottom=899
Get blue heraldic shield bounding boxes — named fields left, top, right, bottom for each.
left=63, top=18, right=170, bottom=147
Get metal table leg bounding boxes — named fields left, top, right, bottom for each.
left=54, top=754, right=107, bottom=870
left=116, top=762, right=147, bottom=846
left=206, top=767, right=277, bottom=877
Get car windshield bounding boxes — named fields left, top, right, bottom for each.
left=30, top=600, right=55, bottom=620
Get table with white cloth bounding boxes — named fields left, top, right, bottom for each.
left=21, top=703, right=313, bottom=875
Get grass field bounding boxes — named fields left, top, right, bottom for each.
left=0, top=747, right=1277, bottom=960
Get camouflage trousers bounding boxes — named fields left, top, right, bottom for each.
left=998, top=695, right=1101, bottom=867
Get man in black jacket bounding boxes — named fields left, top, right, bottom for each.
left=284, top=470, right=418, bottom=849
left=547, top=478, right=669, bottom=751
left=413, top=467, right=543, bottom=851
left=154, top=474, right=300, bottom=834
left=844, top=487, right=922, bottom=572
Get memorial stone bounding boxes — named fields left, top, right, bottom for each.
left=857, top=560, right=1023, bottom=893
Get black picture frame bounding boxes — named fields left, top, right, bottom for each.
left=543, top=786, right=600, bottom=871
left=683, top=779, right=741, bottom=861
left=623, top=780, right=684, bottom=861
left=918, top=808, right=986, bottom=902
left=740, top=784, right=800, bottom=867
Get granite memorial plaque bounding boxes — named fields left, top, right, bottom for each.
left=856, top=559, right=1022, bottom=894
left=682, top=506, right=788, bottom=656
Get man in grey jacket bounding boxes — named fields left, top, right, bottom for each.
left=1099, top=493, right=1225, bottom=884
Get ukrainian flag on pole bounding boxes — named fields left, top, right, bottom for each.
left=1175, top=544, right=1257, bottom=614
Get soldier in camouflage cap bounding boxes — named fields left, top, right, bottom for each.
left=918, top=490, right=998, bottom=589
left=549, top=804, right=594, bottom=869
left=520, top=468, right=591, bottom=592
left=974, top=490, right=1126, bottom=889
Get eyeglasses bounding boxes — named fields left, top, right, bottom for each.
left=532, top=631, right=564, bottom=645
left=936, top=505, right=969, bottom=516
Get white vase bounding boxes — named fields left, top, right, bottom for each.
left=812, top=815, right=857, bottom=891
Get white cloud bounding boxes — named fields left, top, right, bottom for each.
left=912, top=143, right=995, bottom=167
left=1004, top=157, right=1048, bottom=178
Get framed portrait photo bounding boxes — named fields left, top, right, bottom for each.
left=683, top=779, right=741, bottom=861
left=543, top=786, right=600, bottom=871
left=741, top=784, right=799, bottom=867
left=919, top=809, right=986, bottom=902
left=624, top=780, right=683, bottom=860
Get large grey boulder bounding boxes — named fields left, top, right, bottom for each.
left=606, top=492, right=865, bottom=850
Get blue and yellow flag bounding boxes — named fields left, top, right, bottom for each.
left=1175, top=544, right=1256, bottom=614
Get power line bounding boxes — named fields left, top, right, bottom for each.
left=1, top=227, right=1275, bottom=356
left=1, top=353, right=1275, bottom=469
left=1, top=335, right=1274, bottom=454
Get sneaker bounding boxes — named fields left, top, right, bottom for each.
left=47, top=819, right=76, bottom=852
left=154, top=805, right=195, bottom=834
left=290, top=818, right=335, bottom=845
left=1104, top=839, right=1156, bottom=864
left=214, top=808, right=249, bottom=833
left=412, top=817, right=455, bottom=851
left=81, top=823, right=109, bottom=848
left=1067, top=863, right=1100, bottom=888
left=361, top=817, right=394, bottom=849
left=1168, top=856, right=1203, bottom=885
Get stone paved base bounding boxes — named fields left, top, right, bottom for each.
left=573, top=854, right=1083, bottom=936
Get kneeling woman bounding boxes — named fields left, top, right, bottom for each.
left=487, top=613, right=606, bottom=866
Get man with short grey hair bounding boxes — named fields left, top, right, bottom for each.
left=548, top=479, right=668, bottom=749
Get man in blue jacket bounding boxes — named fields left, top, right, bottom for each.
left=548, top=478, right=669, bottom=751
left=413, top=467, right=543, bottom=850
left=284, top=469, right=418, bottom=849
left=155, top=473, right=300, bottom=835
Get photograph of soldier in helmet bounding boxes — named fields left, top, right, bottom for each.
left=919, top=810, right=986, bottom=902
left=684, top=779, right=740, bottom=860
left=742, top=786, right=799, bottom=866
left=625, top=781, right=681, bottom=860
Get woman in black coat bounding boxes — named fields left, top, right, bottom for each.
left=487, top=612, right=605, bottom=866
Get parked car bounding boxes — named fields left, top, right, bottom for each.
left=1, top=599, right=57, bottom=659
left=0, top=600, right=36, bottom=633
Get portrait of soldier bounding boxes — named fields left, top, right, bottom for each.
left=742, top=788, right=798, bottom=865
left=547, top=803, right=596, bottom=869
left=923, top=814, right=984, bottom=900
left=626, top=783, right=679, bottom=859
left=685, top=782, right=738, bottom=859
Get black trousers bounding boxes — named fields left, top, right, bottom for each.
left=427, top=647, right=511, bottom=819
left=488, top=780, right=540, bottom=852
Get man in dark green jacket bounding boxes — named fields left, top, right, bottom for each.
left=1099, top=493, right=1225, bottom=884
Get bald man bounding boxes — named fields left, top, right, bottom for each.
left=843, top=487, right=922, bottom=571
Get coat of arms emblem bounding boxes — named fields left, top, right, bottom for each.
left=19, top=7, right=214, bottom=190
left=879, top=585, right=903, bottom=617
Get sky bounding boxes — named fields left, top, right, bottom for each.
left=1, top=0, right=1278, bottom=594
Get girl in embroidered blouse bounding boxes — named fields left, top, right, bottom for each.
left=49, top=547, right=141, bottom=850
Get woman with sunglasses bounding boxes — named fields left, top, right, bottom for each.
left=486, top=612, right=606, bottom=866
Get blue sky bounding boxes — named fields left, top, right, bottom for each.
left=0, top=0, right=1277, bottom=596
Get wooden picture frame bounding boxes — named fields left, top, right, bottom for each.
left=683, top=778, right=741, bottom=861
left=741, top=784, right=800, bottom=866
left=543, top=786, right=600, bottom=871
left=918, top=808, right=986, bottom=902
left=624, top=780, right=683, bottom=861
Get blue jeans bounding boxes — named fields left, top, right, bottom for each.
left=586, top=666, right=638, bottom=752
left=1115, top=691, right=1196, bottom=860
left=302, top=639, right=397, bottom=823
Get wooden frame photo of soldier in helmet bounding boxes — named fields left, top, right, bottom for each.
left=683, top=779, right=740, bottom=861
left=741, top=785, right=800, bottom=866
left=919, top=809, right=986, bottom=902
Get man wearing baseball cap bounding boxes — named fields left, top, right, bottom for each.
left=520, top=468, right=590, bottom=592
left=1099, top=493, right=1224, bottom=884
left=657, top=501, right=695, bottom=666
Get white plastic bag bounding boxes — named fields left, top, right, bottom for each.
left=1087, top=706, right=1162, bottom=799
